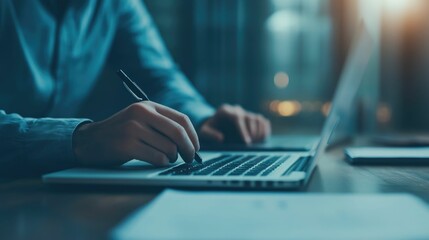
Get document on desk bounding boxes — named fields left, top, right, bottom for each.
left=112, top=190, right=429, bottom=240
left=345, top=147, right=429, bottom=165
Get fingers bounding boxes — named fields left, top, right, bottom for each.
left=245, top=114, right=269, bottom=142
left=132, top=122, right=179, bottom=163
left=245, top=114, right=259, bottom=141
left=126, top=102, right=197, bottom=163
left=153, top=103, right=200, bottom=151
left=217, top=104, right=271, bottom=143
left=263, top=115, right=272, bottom=139
left=119, top=102, right=271, bottom=168
left=140, top=109, right=195, bottom=163
left=255, top=114, right=270, bottom=141
left=130, top=140, right=170, bottom=167
left=257, top=117, right=265, bottom=140
left=76, top=102, right=201, bottom=168
left=234, top=113, right=252, bottom=144
left=152, top=114, right=195, bottom=163
left=218, top=105, right=251, bottom=144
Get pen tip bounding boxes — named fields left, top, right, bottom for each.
left=195, top=152, right=203, bottom=164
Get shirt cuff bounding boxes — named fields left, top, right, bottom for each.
left=23, top=118, right=92, bottom=175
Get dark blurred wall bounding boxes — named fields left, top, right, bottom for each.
left=379, top=0, right=429, bottom=132
left=78, top=0, right=341, bottom=134
left=144, top=1, right=196, bottom=82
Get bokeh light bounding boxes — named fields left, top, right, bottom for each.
left=277, top=101, right=302, bottom=117
left=274, top=72, right=290, bottom=89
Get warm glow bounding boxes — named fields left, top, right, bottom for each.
left=321, top=102, right=331, bottom=117
left=384, top=0, right=414, bottom=15
left=377, top=104, right=392, bottom=123
left=269, top=100, right=328, bottom=116
left=274, top=72, right=290, bottom=89
left=277, top=101, right=301, bottom=117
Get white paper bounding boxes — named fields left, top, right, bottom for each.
left=112, top=190, right=429, bottom=240
left=346, top=147, right=429, bottom=158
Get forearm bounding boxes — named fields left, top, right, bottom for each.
left=147, top=71, right=215, bottom=128
left=0, top=110, right=90, bottom=177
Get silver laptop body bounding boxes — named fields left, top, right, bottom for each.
left=43, top=25, right=373, bottom=190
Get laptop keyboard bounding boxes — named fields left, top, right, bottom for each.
left=158, top=154, right=290, bottom=177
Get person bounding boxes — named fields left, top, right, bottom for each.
left=0, top=0, right=271, bottom=177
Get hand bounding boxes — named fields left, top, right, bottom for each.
left=199, top=104, right=271, bottom=144
left=72, top=102, right=199, bottom=167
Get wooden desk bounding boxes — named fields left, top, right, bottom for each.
left=1, top=147, right=429, bottom=239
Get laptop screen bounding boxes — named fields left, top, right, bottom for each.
left=307, top=23, right=374, bottom=174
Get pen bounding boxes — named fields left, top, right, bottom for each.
left=116, top=69, right=203, bottom=164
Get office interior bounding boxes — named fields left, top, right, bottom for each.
left=3, top=0, right=429, bottom=239
left=81, top=0, right=429, bottom=136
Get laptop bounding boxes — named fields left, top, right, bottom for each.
left=43, top=24, right=373, bottom=190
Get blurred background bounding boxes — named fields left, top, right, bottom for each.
left=80, top=0, right=429, bottom=135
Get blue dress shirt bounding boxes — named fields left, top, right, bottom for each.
left=0, top=0, right=214, bottom=176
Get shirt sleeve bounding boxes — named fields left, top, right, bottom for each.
left=109, top=0, right=215, bottom=128
left=0, top=110, right=90, bottom=177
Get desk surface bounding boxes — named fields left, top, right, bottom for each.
left=2, top=147, right=429, bottom=239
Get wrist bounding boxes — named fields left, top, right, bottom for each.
left=72, top=121, right=93, bottom=165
